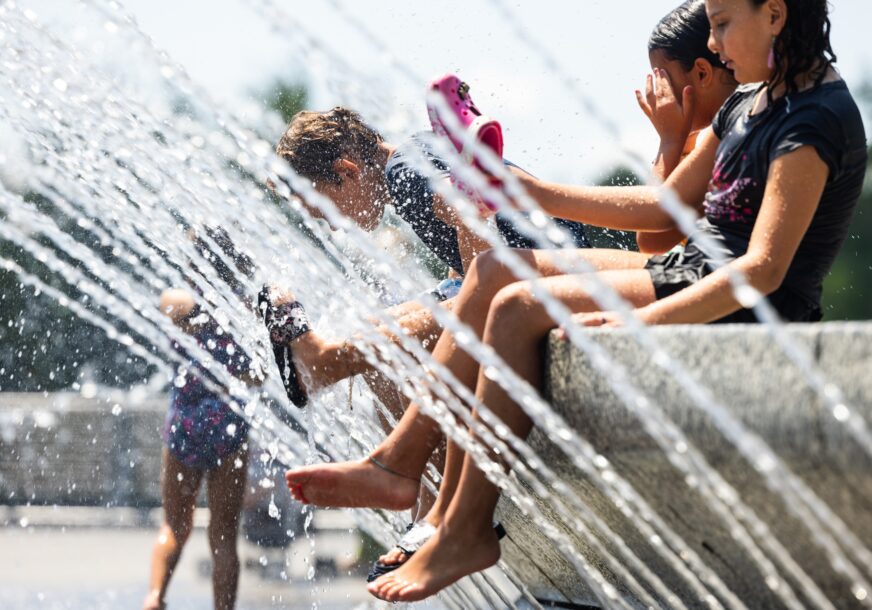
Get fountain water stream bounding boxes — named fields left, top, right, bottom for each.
left=1, top=1, right=869, bottom=609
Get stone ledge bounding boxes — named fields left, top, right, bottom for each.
left=497, top=322, right=872, bottom=610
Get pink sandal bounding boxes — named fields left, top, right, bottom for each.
left=427, top=73, right=504, bottom=216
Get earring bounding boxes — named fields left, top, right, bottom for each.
left=767, top=37, right=776, bottom=70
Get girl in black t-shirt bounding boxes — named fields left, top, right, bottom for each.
left=282, top=1, right=868, bottom=603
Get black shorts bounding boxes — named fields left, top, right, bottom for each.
left=645, top=245, right=822, bottom=324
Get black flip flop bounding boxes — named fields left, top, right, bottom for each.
left=366, top=521, right=507, bottom=583
left=258, top=286, right=311, bottom=408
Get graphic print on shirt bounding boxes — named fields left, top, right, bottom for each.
left=703, top=153, right=755, bottom=224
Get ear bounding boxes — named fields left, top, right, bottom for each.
left=693, top=58, right=714, bottom=88
left=332, top=158, right=361, bottom=182
left=767, top=0, right=788, bottom=36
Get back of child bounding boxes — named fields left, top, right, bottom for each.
left=385, top=131, right=590, bottom=275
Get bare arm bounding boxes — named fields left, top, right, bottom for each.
left=636, top=229, right=687, bottom=255
left=431, top=187, right=492, bottom=272
left=515, top=127, right=718, bottom=232
left=636, top=146, right=829, bottom=324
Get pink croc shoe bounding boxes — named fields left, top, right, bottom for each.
left=427, top=74, right=504, bottom=216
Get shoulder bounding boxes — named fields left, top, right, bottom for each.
left=385, top=132, right=445, bottom=177
left=777, top=81, right=866, bottom=144
left=800, top=81, right=863, bottom=128
left=713, top=84, right=759, bottom=138
left=769, top=81, right=868, bottom=176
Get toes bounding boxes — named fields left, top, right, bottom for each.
left=367, top=574, right=395, bottom=600
left=378, top=548, right=406, bottom=565
left=395, top=581, right=426, bottom=603
left=386, top=577, right=415, bottom=602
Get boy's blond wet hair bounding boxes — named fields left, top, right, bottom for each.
left=276, top=107, right=384, bottom=184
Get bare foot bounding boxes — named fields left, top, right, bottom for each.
left=366, top=523, right=501, bottom=602
left=142, top=590, right=165, bottom=610
left=285, top=458, right=419, bottom=510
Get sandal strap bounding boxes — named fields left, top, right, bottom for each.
left=268, top=301, right=312, bottom=345
left=368, top=456, right=420, bottom=483
left=396, top=520, right=437, bottom=555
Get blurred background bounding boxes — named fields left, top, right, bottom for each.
left=0, top=1, right=869, bottom=608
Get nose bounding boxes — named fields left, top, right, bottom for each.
left=707, top=31, right=719, bottom=56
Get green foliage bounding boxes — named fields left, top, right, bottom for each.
left=587, top=166, right=641, bottom=251
left=821, top=152, right=872, bottom=320
left=262, top=80, right=309, bottom=125
left=821, top=84, right=872, bottom=321
left=0, top=193, right=154, bottom=391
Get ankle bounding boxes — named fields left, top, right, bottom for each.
left=368, top=446, right=431, bottom=481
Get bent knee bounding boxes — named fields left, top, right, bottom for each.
left=490, top=282, right=537, bottom=322
left=467, top=250, right=517, bottom=296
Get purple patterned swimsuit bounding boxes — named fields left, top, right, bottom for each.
left=163, top=315, right=251, bottom=470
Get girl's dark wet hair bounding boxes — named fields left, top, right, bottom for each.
left=752, top=0, right=836, bottom=96
left=649, top=0, right=724, bottom=71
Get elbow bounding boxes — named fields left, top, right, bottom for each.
left=743, top=256, right=788, bottom=296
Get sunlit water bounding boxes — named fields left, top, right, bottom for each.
left=0, top=1, right=870, bottom=609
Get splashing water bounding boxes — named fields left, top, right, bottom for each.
left=1, top=1, right=870, bottom=609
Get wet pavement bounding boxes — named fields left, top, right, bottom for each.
left=0, top=508, right=443, bottom=610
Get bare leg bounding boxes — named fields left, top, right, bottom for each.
left=207, top=445, right=248, bottom=610
left=369, top=269, right=657, bottom=602
left=143, top=450, right=204, bottom=610
left=285, top=248, right=647, bottom=512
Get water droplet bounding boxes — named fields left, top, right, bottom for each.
left=735, top=285, right=760, bottom=308
left=111, top=404, right=122, bottom=416
left=259, top=555, right=268, bottom=566
left=307, top=566, right=315, bottom=580
left=833, top=404, right=850, bottom=422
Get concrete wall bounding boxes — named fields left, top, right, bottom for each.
left=0, top=393, right=166, bottom=507
left=497, top=322, right=872, bottom=610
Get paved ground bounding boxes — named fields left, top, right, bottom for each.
left=0, top=508, right=446, bottom=610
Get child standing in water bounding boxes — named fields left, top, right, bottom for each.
left=143, top=231, right=259, bottom=610
left=281, top=0, right=867, bottom=602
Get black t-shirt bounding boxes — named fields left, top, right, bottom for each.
left=689, top=80, right=868, bottom=312
left=385, top=133, right=590, bottom=275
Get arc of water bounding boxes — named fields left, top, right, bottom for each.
left=71, top=3, right=744, bottom=600
left=0, top=10, right=544, bottom=604
left=3, top=3, right=864, bottom=604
